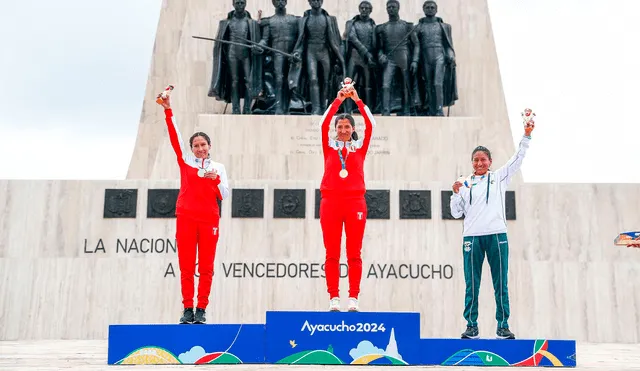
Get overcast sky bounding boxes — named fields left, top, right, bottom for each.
left=0, top=0, right=638, bottom=183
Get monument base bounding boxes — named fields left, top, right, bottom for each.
left=107, top=311, right=576, bottom=367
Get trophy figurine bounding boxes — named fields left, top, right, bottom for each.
left=521, top=108, right=536, bottom=128
left=156, top=84, right=174, bottom=104
left=341, top=77, right=355, bottom=93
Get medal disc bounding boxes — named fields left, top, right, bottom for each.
left=197, top=169, right=206, bottom=177
left=339, top=169, right=348, bottom=178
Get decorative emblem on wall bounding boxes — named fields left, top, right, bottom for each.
left=274, top=189, right=305, bottom=219
left=232, top=189, right=264, bottom=218
left=147, top=189, right=179, bottom=218
left=399, top=190, right=431, bottom=219
left=365, top=190, right=390, bottom=219
left=104, top=189, right=137, bottom=218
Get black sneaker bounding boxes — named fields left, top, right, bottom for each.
left=179, top=308, right=194, bottom=324
left=461, top=326, right=479, bottom=339
left=194, top=308, right=206, bottom=324
left=496, top=327, right=515, bottom=339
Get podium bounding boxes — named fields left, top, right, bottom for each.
left=108, top=311, right=577, bottom=367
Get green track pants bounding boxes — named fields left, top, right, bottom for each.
left=462, top=233, right=511, bottom=329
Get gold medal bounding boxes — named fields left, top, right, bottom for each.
left=339, top=169, right=348, bottom=178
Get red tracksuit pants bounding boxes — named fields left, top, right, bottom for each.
left=319, top=196, right=367, bottom=299
left=176, top=214, right=220, bottom=309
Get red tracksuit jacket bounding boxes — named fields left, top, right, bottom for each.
left=319, top=98, right=376, bottom=198
left=164, top=108, right=230, bottom=222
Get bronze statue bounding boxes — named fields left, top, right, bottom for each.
left=289, top=0, right=345, bottom=115
left=375, top=0, right=419, bottom=116
left=415, top=0, right=457, bottom=116
left=344, top=1, right=378, bottom=113
left=252, top=0, right=300, bottom=115
left=208, top=0, right=263, bottom=114
left=204, top=0, right=460, bottom=117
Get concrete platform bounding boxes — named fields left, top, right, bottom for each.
left=2, top=341, right=640, bottom=370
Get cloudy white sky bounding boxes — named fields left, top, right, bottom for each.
left=0, top=0, right=638, bottom=183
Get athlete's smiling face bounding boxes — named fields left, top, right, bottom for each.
left=335, top=119, right=354, bottom=142
left=191, top=136, right=210, bottom=159
left=472, top=151, right=492, bottom=176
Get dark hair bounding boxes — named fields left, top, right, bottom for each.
left=190, top=132, right=211, bottom=147
left=334, top=114, right=359, bottom=141
left=471, top=146, right=492, bottom=160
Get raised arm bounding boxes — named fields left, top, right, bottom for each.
left=320, top=92, right=347, bottom=158
left=353, top=93, right=376, bottom=154
left=158, top=95, right=187, bottom=165
left=495, top=136, right=531, bottom=185
left=496, top=112, right=536, bottom=185
left=163, top=108, right=187, bottom=165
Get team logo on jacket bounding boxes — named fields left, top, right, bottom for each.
left=357, top=212, right=363, bottom=220
left=464, top=241, right=471, bottom=252
left=212, top=227, right=218, bottom=236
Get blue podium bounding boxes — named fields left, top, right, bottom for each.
left=107, top=311, right=576, bottom=367
left=265, top=311, right=420, bottom=365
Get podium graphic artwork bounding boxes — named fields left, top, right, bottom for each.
left=108, top=324, right=264, bottom=365
left=108, top=311, right=577, bottom=366
left=265, top=311, right=419, bottom=365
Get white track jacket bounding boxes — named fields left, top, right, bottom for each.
left=450, top=136, right=531, bottom=237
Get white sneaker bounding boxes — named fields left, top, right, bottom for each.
left=348, top=297, right=359, bottom=312
left=329, top=297, right=340, bottom=312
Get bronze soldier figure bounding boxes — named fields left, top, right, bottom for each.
left=415, top=1, right=457, bottom=116
left=255, top=0, right=299, bottom=114
left=208, top=0, right=263, bottom=114
left=344, top=1, right=377, bottom=113
left=289, top=0, right=345, bottom=115
left=375, top=0, right=419, bottom=116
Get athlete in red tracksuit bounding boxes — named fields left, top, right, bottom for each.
left=319, top=86, right=376, bottom=312
left=157, top=93, right=230, bottom=324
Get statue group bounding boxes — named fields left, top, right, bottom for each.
left=207, top=0, right=457, bottom=116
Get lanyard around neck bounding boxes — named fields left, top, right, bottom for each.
left=337, top=146, right=349, bottom=170
left=469, top=173, right=490, bottom=205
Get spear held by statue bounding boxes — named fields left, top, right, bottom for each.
left=192, top=35, right=300, bottom=62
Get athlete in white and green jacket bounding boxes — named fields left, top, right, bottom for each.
left=450, top=119, right=535, bottom=340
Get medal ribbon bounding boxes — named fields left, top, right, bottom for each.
left=337, top=143, right=350, bottom=172
left=468, top=173, right=490, bottom=205
left=198, top=158, right=208, bottom=175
